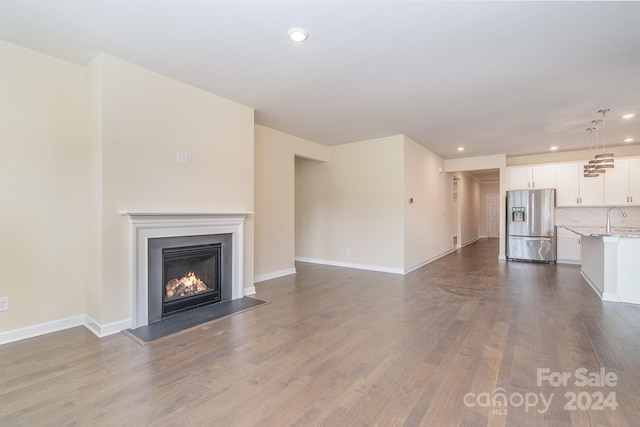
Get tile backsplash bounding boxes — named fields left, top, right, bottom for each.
left=556, top=206, right=640, bottom=228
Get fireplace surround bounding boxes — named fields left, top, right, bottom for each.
left=120, top=211, right=251, bottom=328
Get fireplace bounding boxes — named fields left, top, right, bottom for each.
left=121, top=211, right=250, bottom=329
left=147, top=234, right=232, bottom=324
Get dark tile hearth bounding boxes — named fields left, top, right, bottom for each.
left=124, top=297, right=267, bottom=345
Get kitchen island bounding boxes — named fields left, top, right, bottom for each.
left=565, top=226, right=640, bottom=305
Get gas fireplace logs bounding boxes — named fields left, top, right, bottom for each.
left=165, top=272, right=208, bottom=299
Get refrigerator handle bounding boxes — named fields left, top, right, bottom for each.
left=529, top=191, right=535, bottom=236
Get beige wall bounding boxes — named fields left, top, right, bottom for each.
left=0, top=42, right=256, bottom=335
left=295, top=157, right=331, bottom=262
left=85, top=53, right=104, bottom=321
left=403, top=136, right=451, bottom=270
left=0, top=41, right=89, bottom=331
left=254, top=125, right=328, bottom=281
left=294, top=135, right=456, bottom=273
left=453, top=172, right=482, bottom=245
left=295, top=136, right=406, bottom=270
left=95, top=54, right=255, bottom=324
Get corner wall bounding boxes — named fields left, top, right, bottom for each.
left=254, top=125, right=328, bottom=282
left=452, top=172, right=482, bottom=245
left=0, top=40, right=89, bottom=332
left=403, top=136, right=452, bottom=271
left=95, top=54, right=255, bottom=326
left=294, top=135, right=455, bottom=274
left=0, top=42, right=256, bottom=342
left=295, top=136, right=405, bottom=272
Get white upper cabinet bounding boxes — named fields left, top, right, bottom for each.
left=509, top=158, right=635, bottom=207
left=545, top=162, right=603, bottom=207
left=630, top=158, right=640, bottom=205
left=508, top=165, right=557, bottom=190
left=508, top=167, right=531, bottom=190
left=532, top=165, right=558, bottom=189
left=604, top=158, right=640, bottom=205
left=556, top=163, right=580, bottom=206
left=578, top=170, right=604, bottom=206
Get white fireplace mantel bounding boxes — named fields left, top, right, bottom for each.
left=120, top=211, right=253, bottom=328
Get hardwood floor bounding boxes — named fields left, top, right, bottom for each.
left=2, top=239, right=640, bottom=426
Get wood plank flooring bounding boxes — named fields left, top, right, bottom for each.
left=2, top=239, right=640, bottom=426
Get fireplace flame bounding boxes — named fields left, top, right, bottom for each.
left=165, top=271, right=208, bottom=299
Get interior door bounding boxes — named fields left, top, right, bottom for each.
left=486, top=194, right=500, bottom=238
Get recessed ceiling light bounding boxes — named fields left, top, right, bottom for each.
left=550, top=146, right=558, bottom=151
left=287, top=27, right=309, bottom=42
left=457, top=147, right=464, bottom=151
left=624, top=138, right=634, bottom=143
left=622, top=113, right=635, bottom=119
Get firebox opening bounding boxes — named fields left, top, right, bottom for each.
left=148, top=233, right=232, bottom=324
left=161, top=244, right=221, bottom=318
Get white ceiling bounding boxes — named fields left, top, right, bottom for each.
left=1, top=1, right=639, bottom=159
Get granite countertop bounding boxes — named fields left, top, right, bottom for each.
left=563, top=226, right=640, bottom=238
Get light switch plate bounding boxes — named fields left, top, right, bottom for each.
left=0, top=297, right=8, bottom=312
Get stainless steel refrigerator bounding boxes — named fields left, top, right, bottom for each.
left=506, top=189, right=556, bottom=262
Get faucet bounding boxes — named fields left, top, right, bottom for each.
left=606, top=206, right=627, bottom=235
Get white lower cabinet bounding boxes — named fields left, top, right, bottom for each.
left=557, top=227, right=581, bottom=264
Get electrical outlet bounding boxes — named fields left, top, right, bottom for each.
left=184, top=152, right=192, bottom=164
left=176, top=151, right=184, bottom=163
left=0, top=297, right=8, bottom=312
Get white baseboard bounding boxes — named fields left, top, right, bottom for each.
left=498, top=255, right=507, bottom=261
left=557, top=259, right=581, bottom=265
left=461, top=236, right=482, bottom=247
left=84, top=316, right=130, bottom=338
left=295, top=257, right=404, bottom=275
left=0, top=315, right=85, bottom=346
left=602, top=292, right=620, bottom=302
left=254, top=268, right=297, bottom=283
left=0, top=314, right=132, bottom=346
left=579, top=269, right=616, bottom=302
left=0, top=291, right=264, bottom=346
left=404, top=248, right=457, bottom=274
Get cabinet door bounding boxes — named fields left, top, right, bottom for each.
left=532, top=165, right=557, bottom=189
left=556, top=164, right=580, bottom=206
left=604, top=159, right=629, bottom=205
left=630, top=158, right=640, bottom=205
left=557, top=228, right=581, bottom=264
left=579, top=172, right=604, bottom=206
left=508, top=167, right=532, bottom=190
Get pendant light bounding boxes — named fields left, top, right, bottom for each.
left=583, top=109, right=615, bottom=177
left=594, top=108, right=614, bottom=170
left=583, top=128, right=599, bottom=177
